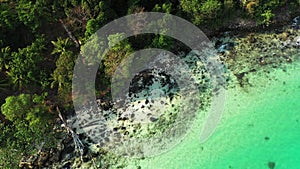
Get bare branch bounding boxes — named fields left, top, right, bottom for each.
left=59, top=19, right=81, bottom=48
left=56, top=107, right=85, bottom=162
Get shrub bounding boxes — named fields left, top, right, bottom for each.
left=152, top=3, right=172, bottom=13
left=200, top=0, right=222, bottom=19
left=151, top=34, right=174, bottom=51
left=16, top=0, right=50, bottom=32
left=84, top=1, right=117, bottom=37
left=0, top=2, right=18, bottom=30
left=51, top=52, right=76, bottom=105
left=180, top=0, right=221, bottom=25
left=260, top=10, right=274, bottom=26
left=104, top=33, right=133, bottom=77
left=6, top=37, right=48, bottom=90
left=1, top=93, right=53, bottom=129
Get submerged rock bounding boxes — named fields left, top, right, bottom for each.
left=268, top=161, right=276, bottom=169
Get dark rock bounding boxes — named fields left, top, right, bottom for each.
left=292, top=16, right=300, bottom=29
left=82, top=157, right=89, bottom=162
left=37, top=152, right=49, bottom=167
left=145, top=99, right=149, bottom=104
left=150, top=117, right=158, bottom=122
left=62, top=162, right=71, bottom=169
left=268, top=161, right=276, bottom=169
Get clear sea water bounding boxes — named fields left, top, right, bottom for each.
left=129, top=59, right=300, bottom=169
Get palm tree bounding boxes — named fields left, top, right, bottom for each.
left=5, top=71, right=25, bottom=90
left=0, top=79, right=10, bottom=92
left=0, top=71, right=11, bottom=92
left=51, top=37, right=72, bottom=55
left=0, top=47, right=12, bottom=71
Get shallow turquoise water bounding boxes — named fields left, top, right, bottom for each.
left=131, top=61, right=300, bottom=169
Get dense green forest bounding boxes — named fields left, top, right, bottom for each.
left=0, top=0, right=300, bottom=168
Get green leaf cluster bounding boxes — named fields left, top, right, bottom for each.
left=104, top=33, right=133, bottom=77
left=0, top=93, right=56, bottom=168
left=1, top=93, right=53, bottom=129
left=5, top=37, right=46, bottom=89
left=51, top=38, right=76, bottom=105
left=180, top=0, right=222, bottom=25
